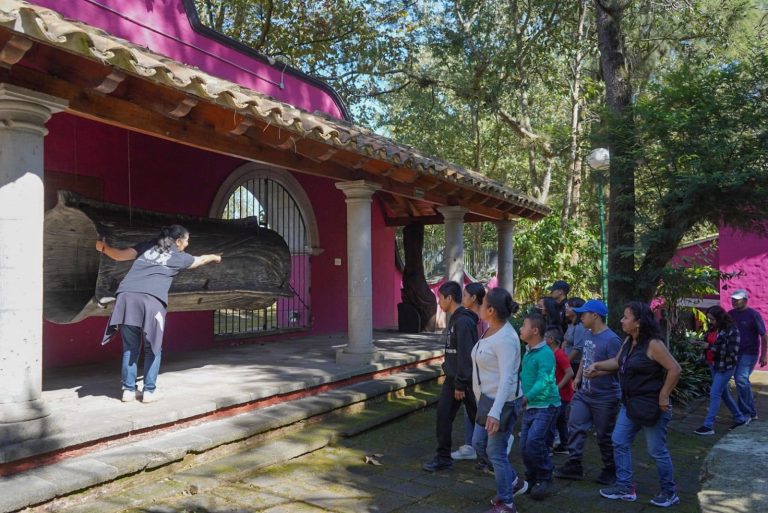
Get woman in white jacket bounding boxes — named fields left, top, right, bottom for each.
left=472, top=287, right=527, bottom=513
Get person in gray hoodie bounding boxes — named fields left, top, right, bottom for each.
left=423, top=281, right=479, bottom=472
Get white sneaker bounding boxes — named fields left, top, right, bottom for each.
left=142, top=390, right=159, bottom=403
left=451, top=445, right=477, bottom=460
left=506, top=434, right=515, bottom=455
left=121, top=389, right=136, bottom=402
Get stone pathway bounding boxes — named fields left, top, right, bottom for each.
left=51, top=390, right=742, bottom=513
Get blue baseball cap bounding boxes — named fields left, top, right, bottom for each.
left=572, top=299, right=608, bottom=317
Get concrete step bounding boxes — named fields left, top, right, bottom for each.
left=1, top=364, right=444, bottom=513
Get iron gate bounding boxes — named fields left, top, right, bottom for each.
left=215, top=177, right=311, bottom=335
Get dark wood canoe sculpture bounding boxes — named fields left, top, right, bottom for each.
left=44, top=191, right=292, bottom=324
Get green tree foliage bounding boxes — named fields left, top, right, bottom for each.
left=194, top=0, right=420, bottom=121
left=631, top=52, right=768, bottom=301
left=510, top=216, right=601, bottom=304
left=193, top=0, right=768, bottom=317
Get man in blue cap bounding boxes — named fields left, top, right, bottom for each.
left=554, top=299, right=622, bottom=486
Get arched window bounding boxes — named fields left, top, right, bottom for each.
left=210, top=164, right=320, bottom=335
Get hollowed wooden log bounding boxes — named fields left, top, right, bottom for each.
left=44, top=191, right=292, bottom=324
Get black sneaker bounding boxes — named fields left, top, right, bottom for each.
left=554, top=461, right=583, bottom=480
left=729, top=417, right=751, bottom=430
left=422, top=456, right=453, bottom=472
left=512, top=477, right=529, bottom=497
left=596, top=466, right=616, bottom=485
left=693, top=425, right=715, bottom=435
left=490, top=479, right=528, bottom=506
left=530, top=480, right=552, bottom=500
left=650, top=491, right=681, bottom=507
left=552, top=443, right=569, bottom=455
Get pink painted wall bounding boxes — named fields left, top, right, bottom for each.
left=42, top=114, right=397, bottom=368
left=719, top=226, right=768, bottom=370
left=30, top=0, right=345, bottom=119
left=670, top=239, right=718, bottom=268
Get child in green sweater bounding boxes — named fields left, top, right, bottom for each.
left=519, top=312, right=561, bottom=500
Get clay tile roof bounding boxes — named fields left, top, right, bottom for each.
left=0, top=0, right=549, bottom=219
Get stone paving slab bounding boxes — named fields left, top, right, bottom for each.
left=0, top=363, right=443, bottom=513
left=1, top=331, right=443, bottom=464
left=49, top=379, right=764, bottom=513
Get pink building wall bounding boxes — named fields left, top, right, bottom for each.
left=30, top=0, right=345, bottom=119
left=669, top=238, right=718, bottom=268
left=718, top=227, right=768, bottom=370
left=42, top=114, right=398, bottom=368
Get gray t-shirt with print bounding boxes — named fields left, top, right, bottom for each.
left=116, top=241, right=195, bottom=305
left=579, top=327, right=622, bottom=399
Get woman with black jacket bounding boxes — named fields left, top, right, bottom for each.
left=693, top=305, right=751, bottom=435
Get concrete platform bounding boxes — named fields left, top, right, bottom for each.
left=0, top=331, right=443, bottom=469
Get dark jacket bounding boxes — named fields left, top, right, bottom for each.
left=442, top=306, right=479, bottom=392
left=710, top=325, right=740, bottom=372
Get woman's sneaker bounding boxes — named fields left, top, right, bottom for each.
left=121, top=389, right=136, bottom=402
left=451, top=444, right=477, bottom=460
left=693, top=425, right=715, bottom=436
left=600, top=485, right=637, bottom=501
left=650, top=491, right=680, bottom=507
left=142, top=390, right=159, bottom=403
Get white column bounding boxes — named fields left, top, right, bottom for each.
left=438, top=206, right=468, bottom=284
left=496, top=220, right=516, bottom=294
left=0, top=85, right=67, bottom=428
left=334, top=180, right=382, bottom=365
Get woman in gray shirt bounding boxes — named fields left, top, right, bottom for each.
left=96, top=225, right=221, bottom=403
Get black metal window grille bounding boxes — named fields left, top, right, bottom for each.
left=215, top=178, right=311, bottom=335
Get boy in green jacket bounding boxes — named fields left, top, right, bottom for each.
left=520, top=312, right=561, bottom=500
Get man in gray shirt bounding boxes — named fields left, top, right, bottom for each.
left=554, top=300, right=622, bottom=486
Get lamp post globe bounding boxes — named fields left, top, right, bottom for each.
left=588, top=148, right=609, bottom=306
left=587, top=148, right=610, bottom=170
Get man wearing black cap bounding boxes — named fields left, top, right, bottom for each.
left=549, top=280, right=570, bottom=333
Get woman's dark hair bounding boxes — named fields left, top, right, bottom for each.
left=540, top=296, right=560, bottom=325
left=566, top=297, right=586, bottom=324
left=465, top=282, right=486, bottom=306
left=706, top=305, right=733, bottom=329
left=438, top=281, right=462, bottom=303
left=625, top=301, right=663, bottom=346
left=156, top=225, right=189, bottom=253
left=486, top=287, right=519, bottom=320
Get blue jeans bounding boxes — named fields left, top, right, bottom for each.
left=612, top=405, right=676, bottom=495
left=121, top=325, right=161, bottom=392
left=521, top=405, right=558, bottom=482
left=463, top=405, right=474, bottom=446
left=546, top=401, right=570, bottom=448
left=734, top=354, right=758, bottom=418
left=473, top=398, right=523, bottom=504
left=704, top=366, right=747, bottom=428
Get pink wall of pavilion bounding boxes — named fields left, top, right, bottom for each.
left=29, top=0, right=344, bottom=119
left=42, top=114, right=398, bottom=369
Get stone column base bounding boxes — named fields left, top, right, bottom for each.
left=0, top=397, right=50, bottom=424
left=335, top=346, right=381, bottom=365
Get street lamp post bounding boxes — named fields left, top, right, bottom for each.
left=587, top=148, right=609, bottom=304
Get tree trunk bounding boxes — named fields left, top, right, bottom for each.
left=401, top=222, right=437, bottom=331
left=563, top=0, right=589, bottom=226
left=595, top=0, right=636, bottom=327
